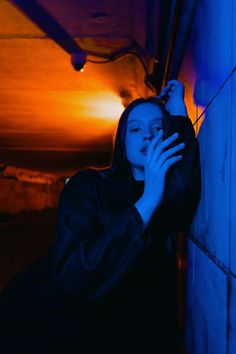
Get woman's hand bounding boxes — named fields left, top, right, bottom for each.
left=135, top=129, right=185, bottom=229
left=158, top=79, right=188, bottom=116
left=143, top=129, right=185, bottom=207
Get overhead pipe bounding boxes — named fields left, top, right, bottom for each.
left=166, top=0, right=198, bottom=81
left=146, top=0, right=181, bottom=93
left=146, top=0, right=198, bottom=93
left=10, top=0, right=86, bottom=71
left=10, top=0, right=153, bottom=74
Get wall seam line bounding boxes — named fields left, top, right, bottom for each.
left=187, top=235, right=236, bottom=278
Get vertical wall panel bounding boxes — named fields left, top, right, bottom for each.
left=192, top=0, right=232, bottom=93
left=187, top=244, right=227, bottom=354
left=184, top=0, right=233, bottom=267
left=179, top=0, right=236, bottom=352
left=230, top=0, right=236, bottom=275
left=228, top=278, right=236, bottom=354
left=194, top=86, right=231, bottom=265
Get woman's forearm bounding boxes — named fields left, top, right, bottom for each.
left=167, top=100, right=188, bottom=116
left=134, top=196, right=156, bottom=231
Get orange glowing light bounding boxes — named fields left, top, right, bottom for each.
left=80, top=92, right=124, bottom=121
left=1, top=89, right=125, bottom=150
left=80, top=65, right=86, bottom=73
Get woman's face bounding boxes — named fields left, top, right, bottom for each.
left=125, top=103, right=163, bottom=180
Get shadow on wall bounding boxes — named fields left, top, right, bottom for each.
left=192, top=0, right=233, bottom=108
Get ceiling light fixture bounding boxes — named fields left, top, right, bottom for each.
left=71, top=52, right=87, bottom=72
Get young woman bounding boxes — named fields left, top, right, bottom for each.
left=0, top=80, right=201, bottom=354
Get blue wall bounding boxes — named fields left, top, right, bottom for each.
left=179, top=0, right=236, bottom=352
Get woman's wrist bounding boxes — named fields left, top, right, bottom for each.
left=166, top=100, right=188, bottom=116
left=134, top=195, right=157, bottom=230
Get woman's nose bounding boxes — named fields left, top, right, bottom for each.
left=143, top=130, right=153, bottom=141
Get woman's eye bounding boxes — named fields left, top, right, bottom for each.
left=152, top=126, right=161, bottom=132
left=130, top=128, right=141, bottom=133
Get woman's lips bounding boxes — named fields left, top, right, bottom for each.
left=140, top=148, right=148, bottom=155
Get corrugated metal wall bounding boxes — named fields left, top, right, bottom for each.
left=179, top=0, right=236, bottom=352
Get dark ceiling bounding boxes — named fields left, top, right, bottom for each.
left=0, top=0, right=195, bottom=174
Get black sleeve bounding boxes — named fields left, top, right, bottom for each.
left=153, top=115, right=201, bottom=233
left=51, top=170, right=151, bottom=301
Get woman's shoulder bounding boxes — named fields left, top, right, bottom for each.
left=59, top=168, right=136, bottom=212
left=62, top=167, right=116, bottom=197
left=58, top=168, right=124, bottom=212
left=66, top=167, right=113, bottom=185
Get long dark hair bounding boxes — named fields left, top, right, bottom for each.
left=98, top=97, right=168, bottom=179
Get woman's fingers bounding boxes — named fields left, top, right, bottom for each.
left=143, top=128, right=184, bottom=208
left=157, top=80, right=184, bottom=99
left=160, top=155, right=183, bottom=174
left=146, top=130, right=163, bottom=158
left=153, top=132, right=179, bottom=154
left=161, top=132, right=179, bottom=148
left=157, top=83, right=172, bottom=99
left=157, top=142, right=185, bottom=167
left=166, top=80, right=185, bottom=98
left=147, top=131, right=180, bottom=161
